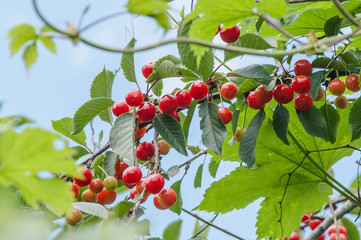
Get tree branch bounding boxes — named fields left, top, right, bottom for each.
left=83, top=142, right=110, bottom=168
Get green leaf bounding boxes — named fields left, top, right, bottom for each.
left=258, top=0, right=287, bottom=19
left=8, top=24, right=37, bottom=55
left=341, top=218, right=360, bottom=240
left=52, top=117, right=87, bottom=147
left=121, top=38, right=137, bottom=83
left=70, top=146, right=89, bottom=160
left=273, top=105, right=290, bottom=145
left=319, top=104, right=340, bottom=144
left=324, top=16, right=343, bottom=37
left=194, top=164, right=203, bottom=188
left=340, top=51, right=360, bottom=66
left=23, top=43, right=37, bottom=69
left=163, top=219, right=182, bottom=240
left=109, top=112, right=135, bottom=165
left=208, top=159, right=220, bottom=178
left=72, top=97, right=114, bottom=135
left=239, top=109, right=266, bottom=167
left=297, top=105, right=327, bottom=141
left=349, top=97, right=361, bottom=141
left=113, top=201, right=135, bottom=218
left=165, top=165, right=180, bottom=177
left=182, top=100, right=197, bottom=141
left=237, top=79, right=260, bottom=97
left=312, top=57, right=347, bottom=71
left=72, top=202, right=109, bottom=219
left=103, top=151, right=118, bottom=176
left=152, top=80, right=163, bottom=97
left=231, top=65, right=273, bottom=85
left=169, top=180, right=183, bottom=215
left=153, top=114, right=188, bottom=156
left=0, top=115, right=32, bottom=132
left=192, top=219, right=211, bottom=240
left=199, top=102, right=227, bottom=156
left=39, top=36, right=56, bottom=53
left=308, top=71, right=324, bottom=100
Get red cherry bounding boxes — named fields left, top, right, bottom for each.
left=328, top=225, right=347, bottom=236
left=220, top=26, right=240, bottom=43
left=158, top=188, right=177, bottom=208
left=215, top=25, right=222, bottom=35
left=125, top=89, right=144, bottom=107
left=124, top=181, right=137, bottom=189
left=291, top=75, right=312, bottom=94
left=346, top=74, right=360, bottom=92
left=157, top=140, right=170, bottom=155
left=301, top=211, right=313, bottom=223
left=189, top=80, right=209, bottom=100
left=255, top=85, right=272, bottom=103
left=114, top=159, right=129, bottom=180
left=69, top=183, right=80, bottom=199
left=220, top=82, right=238, bottom=100
left=112, top=101, right=129, bottom=117
left=169, top=112, right=180, bottom=122
left=135, top=180, right=146, bottom=193
left=130, top=186, right=137, bottom=199
left=159, top=95, right=178, bottom=114
left=308, top=219, right=322, bottom=230
left=74, top=167, right=93, bottom=187
left=66, top=209, right=82, bottom=226
left=294, top=93, right=313, bottom=112
left=142, top=61, right=155, bottom=79
left=294, top=59, right=312, bottom=76
left=317, top=234, right=325, bottom=240
left=287, top=232, right=300, bottom=240
left=89, top=179, right=104, bottom=193
left=175, top=90, right=192, bottom=108
left=247, top=90, right=265, bottom=109
left=136, top=142, right=155, bottom=161
left=218, top=107, right=232, bottom=124
left=97, top=188, right=117, bottom=205
left=153, top=194, right=167, bottom=210
left=122, top=166, right=142, bottom=186
left=145, top=173, right=165, bottom=194
left=272, top=84, right=294, bottom=104
left=82, top=189, right=96, bottom=202
left=328, top=79, right=345, bottom=96
left=329, top=233, right=346, bottom=240
left=137, top=102, right=156, bottom=122
left=135, top=126, right=147, bottom=139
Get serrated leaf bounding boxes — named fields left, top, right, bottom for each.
left=273, top=105, right=289, bottom=145
left=312, top=57, right=347, bottom=71
left=194, top=164, right=203, bottom=188
left=308, top=71, right=324, bottom=100
left=8, top=24, right=37, bottom=55
left=237, top=79, right=260, bottom=97
left=109, top=112, right=135, bottom=166
left=113, top=201, right=135, bottom=218
left=341, top=218, right=360, bottom=240
left=72, top=97, right=114, bottom=135
left=183, top=100, right=197, bottom=141
left=153, top=114, right=187, bottom=156
left=72, top=202, right=109, bottom=219
left=199, top=102, right=227, bottom=156
left=166, top=165, right=180, bottom=177
left=340, top=51, right=360, bottom=66
left=239, top=109, right=265, bottom=167
left=231, top=65, right=273, bottom=85
left=23, top=43, right=37, bottom=69
left=169, top=180, right=182, bottom=215
left=208, top=159, right=220, bottom=178
left=39, top=36, right=56, bottom=53
left=320, top=104, right=340, bottom=144
left=324, top=16, right=342, bottom=37
left=103, top=151, right=118, bottom=176
left=163, top=219, right=182, bottom=240
left=297, top=105, right=327, bottom=141
left=121, top=38, right=137, bottom=83
left=152, top=80, right=163, bottom=97
left=52, top=117, right=87, bottom=147
left=70, top=146, right=89, bottom=160
left=349, top=97, right=361, bottom=141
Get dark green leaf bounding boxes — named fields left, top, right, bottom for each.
left=320, top=104, right=340, bottom=144
left=163, top=219, right=182, bottom=240
left=237, top=79, right=260, bottom=97
left=308, top=71, right=324, bottom=99
left=341, top=218, right=360, bottom=240
left=113, top=201, right=135, bottom=218
left=273, top=105, right=290, bottom=145
left=324, top=16, right=342, bottom=37
left=99, top=130, right=103, bottom=144
left=183, top=100, right=197, bottom=141
left=297, top=105, right=327, bottom=141
left=208, top=159, right=220, bottom=178
left=92, top=155, right=106, bottom=180
left=121, top=38, right=137, bottom=83
left=312, top=57, right=347, bottom=71
left=23, top=43, right=37, bottom=69
left=52, top=117, right=87, bottom=147
left=340, top=51, right=360, bottom=65
left=169, top=180, right=182, bottom=215
left=349, top=97, right=361, bottom=141
left=231, top=65, right=273, bottom=85
left=194, top=164, right=203, bottom=188
left=72, top=202, right=109, bottom=219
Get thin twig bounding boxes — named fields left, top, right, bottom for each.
left=331, top=0, right=361, bottom=27
left=191, top=214, right=219, bottom=239
left=83, top=142, right=110, bottom=168
left=152, top=132, right=160, bottom=171
left=80, top=11, right=127, bottom=33
left=329, top=197, right=340, bottom=240
left=178, top=149, right=208, bottom=168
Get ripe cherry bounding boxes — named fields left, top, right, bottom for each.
left=247, top=90, right=265, bottom=109
left=308, top=219, right=322, bottom=230
left=130, top=185, right=149, bottom=203
left=235, top=127, right=246, bottom=142
left=137, top=102, right=156, bottom=122
left=328, top=225, right=347, bottom=236
left=135, top=126, right=147, bottom=139
left=82, top=189, right=96, bottom=202
left=125, top=89, right=144, bottom=107
left=145, top=173, right=165, bottom=194
left=136, top=142, right=155, bottom=161
left=142, top=61, right=155, bottom=79
left=294, top=59, right=312, bottom=76
left=112, top=101, right=129, bottom=117
left=89, top=179, right=104, bottom=193
left=69, top=183, right=80, bottom=199
left=329, top=233, right=346, bottom=240
left=273, top=84, right=294, bottom=104
left=220, top=82, right=238, bottom=100
left=301, top=211, right=313, bottom=223
left=345, top=73, right=360, bottom=92
left=114, top=159, right=129, bottom=180
left=328, top=79, right=345, bottom=96
left=315, top=87, right=325, bottom=101
left=291, top=75, right=312, bottom=94
left=294, top=93, right=313, bottom=112
left=218, top=107, right=233, bottom=125
left=74, top=167, right=93, bottom=187
left=153, top=194, right=167, bottom=210
left=157, top=140, right=170, bottom=155
left=122, top=166, right=142, bottom=187
left=334, top=95, right=348, bottom=109
left=220, top=26, right=240, bottom=43
left=317, top=234, right=325, bottom=240
left=175, top=90, right=192, bottom=108
left=97, top=188, right=117, bottom=205
left=256, top=85, right=273, bottom=103
left=169, top=112, right=180, bottom=122
left=103, top=176, right=118, bottom=191
left=189, top=80, right=209, bottom=100
left=158, top=188, right=177, bottom=208
left=66, top=209, right=82, bottom=226
left=286, top=232, right=300, bottom=240
left=159, top=95, right=178, bottom=114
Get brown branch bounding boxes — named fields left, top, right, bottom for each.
left=83, top=142, right=110, bottom=168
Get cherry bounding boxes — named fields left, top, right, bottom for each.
left=159, top=95, right=178, bottom=114
left=130, top=185, right=149, bottom=203
left=301, top=211, right=313, bottom=223
left=97, top=188, right=117, bottom=205
left=218, top=107, right=232, bottom=125
left=329, top=233, right=346, bottom=240
left=89, top=179, right=104, bottom=193
left=122, top=166, right=142, bottom=186
left=142, top=61, right=155, bottom=79
left=124, top=181, right=137, bottom=189
left=169, top=112, right=180, bottom=122
left=328, top=79, right=345, bottom=96
left=135, top=126, right=147, bottom=139
left=334, top=95, right=348, bottom=109
left=158, top=188, right=177, bottom=208
left=220, top=82, right=238, bottom=100
left=130, top=186, right=137, bottom=200
left=291, top=75, right=312, bottom=94
left=175, top=90, right=192, bottom=108
left=308, top=219, right=322, bottom=230
left=294, top=93, right=313, bottom=112
left=66, top=209, right=82, bottom=226
left=125, top=89, right=144, bottom=107
left=234, top=127, right=246, bottom=142
left=136, top=180, right=146, bottom=193
left=136, top=142, right=155, bottom=161
left=328, top=225, right=347, bottom=236
left=315, top=87, right=325, bottom=101
left=74, top=167, right=93, bottom=187
left=345, top=73, right=360, bottom=92
left=294, top=59, right=312, bottom=76
left=317, top=234, right=325, bottom=240
left=103, top=176, right=118, bottom=191
left=145, top=173, right=165, bottom=194
left=272, top=84, right=294, bottom=104
left=220, top=26, right=240, bottom=43
left=112, top=101, right=129, bottom=117
left=153, top=194, right=167, bottom=210
left=114, top=159, right=129, bottom=180
left=137, top=102, right=156, bottom=122
left=157, top=140, right=170, bottom=155
left=247, top=90, right=265, bottom=109
left=286, top=232, right=300, bottom=240
left=189, top=80, right=209, bottom=100
left=69, top=183, right=80, bottom=199
left=82, top=189, right=96, bottom=202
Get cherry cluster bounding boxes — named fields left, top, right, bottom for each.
left=329, top=73, right=359, bottom=109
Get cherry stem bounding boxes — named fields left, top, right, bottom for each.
left=152, top=131, right=161, bottom=171
left=97, top=165, right=109, bottom=178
